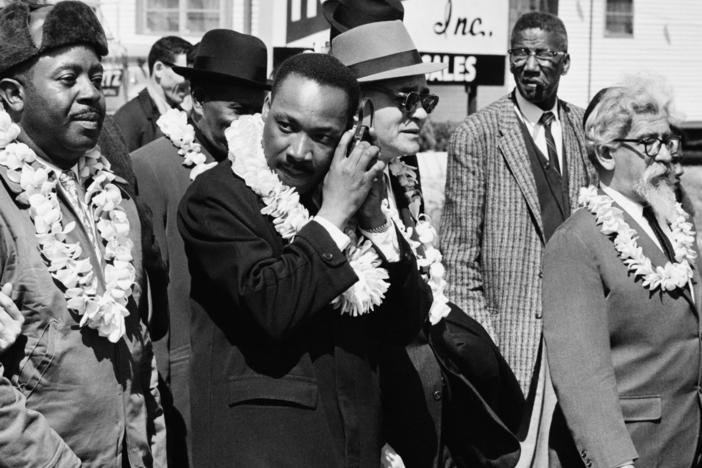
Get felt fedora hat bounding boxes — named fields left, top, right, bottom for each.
left=172, top=29, right=269, bottom=89
left=330, top=20, right=445, bottom=83
left=322, top=0, right=404, bottom=40
left=0, top=1, right=107, bottom=76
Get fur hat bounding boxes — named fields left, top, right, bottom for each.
left=0, top=1, right=108, bottom=76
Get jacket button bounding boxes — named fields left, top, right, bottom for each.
left=432, top=390, right=442, bottom=401
left=321, top=252, right=333, bottom=261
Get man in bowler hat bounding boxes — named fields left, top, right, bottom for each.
left=131, top=28, right=269, bottom=467
left=0, top=2, right=165, bottom=466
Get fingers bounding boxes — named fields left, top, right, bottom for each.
left=0, top=283, right=22, bottom=323
left=332, top=128, right=356, bottom=163
left=348, top=141, right=380, bottom=172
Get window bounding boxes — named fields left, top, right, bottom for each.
left=605, top=0, right=634, bottom=37
left=138, top=0, right=231, bottom=35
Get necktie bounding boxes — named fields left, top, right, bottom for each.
left=59, top=170, right=101, bottom=259
left=539, top=111, right=561, bottom=174
left=642, top=205, right=676, bottom=262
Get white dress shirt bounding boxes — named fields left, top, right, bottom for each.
left=514, top=90, right=564, bottom=172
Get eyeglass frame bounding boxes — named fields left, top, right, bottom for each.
left=507, top=47, right=568, bottom=65
left=364, top=85, right=439, bottom=115
left=613, top=134, right=682, bottom=159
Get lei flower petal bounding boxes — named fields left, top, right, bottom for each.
left=157, top=108, right=215, bottom=180
left=579, top=185, right=695, bottom=294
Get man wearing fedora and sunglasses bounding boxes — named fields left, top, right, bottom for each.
left=131, top=29, right=269, bottom=467
left=330, top=18, right=524, bottom=468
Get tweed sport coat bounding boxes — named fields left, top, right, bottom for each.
left=543, top=203, right=702, bottom=468
left=440, top=94, right=597, bottom=392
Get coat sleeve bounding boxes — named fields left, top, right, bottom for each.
left=177, top=169, right=360, bottom=342
left=131, top=151, right=170, bottom=339
left=0, top=221, right=81, bottom=468
left=439, top=119, right=497, bottom=341
left=369, top=228, right=432, bottom=345
left=542, top=225, right=638, bottom=468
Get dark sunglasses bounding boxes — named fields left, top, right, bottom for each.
left=367, top=86, right=439, bottom=114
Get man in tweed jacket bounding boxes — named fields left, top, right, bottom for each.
left=440, top=12, right=596, bottom=461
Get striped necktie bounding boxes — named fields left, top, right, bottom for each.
left=539, top=111, right=560, bottom=174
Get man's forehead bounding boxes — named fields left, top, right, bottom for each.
left=627, top=113, right=670, bottom=138
left=512, top=27, right=564, bottom=48
left=34, top=44, right=102, bottom=70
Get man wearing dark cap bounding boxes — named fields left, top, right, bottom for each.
left=131, top=28, right=268, bottom=467
left=115, top=35, right=194, bottom=152
left=0, top=1, right=164, bottom=467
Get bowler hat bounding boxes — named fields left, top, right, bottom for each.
left=172, top=29, right=269, bottom=89
left=0, top=1, right=107, bottom=76
left=322, top=0, right=404, bottom=40
left=330, top=20, right=445, bottom=83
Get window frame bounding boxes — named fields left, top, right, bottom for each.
left=604, top=0, right=634, bottom=38
left=136, top=0, right=233, bottom=36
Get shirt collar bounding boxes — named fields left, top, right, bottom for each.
left=601, top=183, right=643, bottom=218
left=514, top=88, right=560, bottom=125
left=146, top=80, right=173, bottom=116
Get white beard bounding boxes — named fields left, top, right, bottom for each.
left=633, top=163, right=678, bottom=223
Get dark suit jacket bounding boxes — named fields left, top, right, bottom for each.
left=114, top=88, right=163, bottom=152
left=132, top=131, right=221, bottom=467
left=178, top=161, right=431, bottom=468
left=544, top=201, right=702, bottom=468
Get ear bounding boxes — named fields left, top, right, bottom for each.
left=261, top=93, right=272, bottom=120
left=561, top=53, right=571, bottom=76
left=191, top=94, right=204, bottom=119
left=152, top=60, right=166, bottom=80
left=595, top=146, right=616, bottom=171
left=0, top=78, right=25, bottom=114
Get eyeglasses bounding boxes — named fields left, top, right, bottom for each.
left=366, top=86, right=439, bottom=114
left=508, top=48, right=567, bottom=65
left=614, top=135, right=682, bottom=158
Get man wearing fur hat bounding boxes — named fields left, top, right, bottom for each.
left=131, top=28, right=269, bottom=466
left=0, top=2, right=165, bottom=467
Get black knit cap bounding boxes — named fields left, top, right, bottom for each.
left=0, top=1, right=108, bottom=76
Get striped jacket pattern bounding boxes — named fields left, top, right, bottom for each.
left=440, top=94, right=597, bottom=392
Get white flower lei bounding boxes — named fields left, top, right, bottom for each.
left=157, top=108, right=217, bottom=180
left=0, top=109, right=135, bottom=342
left=225, top=114, right=390, bottom=316
left=578, top=185, right=697, bottom=292
left=388, top=158, right=450, bottom=324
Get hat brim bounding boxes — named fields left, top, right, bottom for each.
left=322, top=0, right=349, bottom=35
left=172, top=66, right=270, bottom=90
left=357, top=61, right=447, bottom=83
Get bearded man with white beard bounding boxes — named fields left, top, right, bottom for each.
left=542, top=78, right=702, bottom=468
